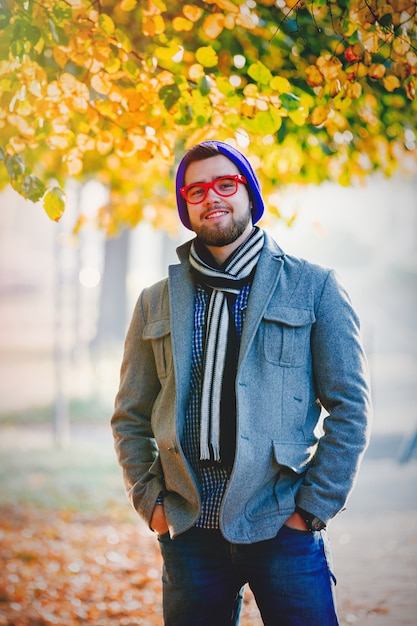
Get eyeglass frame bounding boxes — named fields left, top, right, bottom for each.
left=180, top=174, right=247, bottom=204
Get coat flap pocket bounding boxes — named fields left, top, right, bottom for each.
left=273, top=441, right=317, bottom=473
left=264, top=306, right=315, bottom=327
left=143, top=318, right=170, bottom=340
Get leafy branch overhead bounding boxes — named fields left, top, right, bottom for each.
left=0, top=0, right=416, bottom=230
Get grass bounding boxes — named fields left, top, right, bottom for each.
left=0, top=431, right=124, bottom=509
left=0, top=418, right=133, bottom=518
left=0, top=395, right=112, bottom=426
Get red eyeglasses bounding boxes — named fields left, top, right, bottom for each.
left=180, top=175, right=247, bottom=204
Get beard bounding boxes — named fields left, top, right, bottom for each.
left=194, top=204, right=252, bottom=247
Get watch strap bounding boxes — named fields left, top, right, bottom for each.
left=296, top=507, right=326, bottom=532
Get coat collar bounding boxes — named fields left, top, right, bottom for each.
left=172, top=230, right=286, bottom=370
left=238, top=231, right=285, bottom=365
left=175, top=230, right=285, bottom=265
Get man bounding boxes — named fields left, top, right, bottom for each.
left=111, top=140, right=372, bottom=626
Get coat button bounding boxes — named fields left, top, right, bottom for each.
left=168, top=446, right=178, bottom=453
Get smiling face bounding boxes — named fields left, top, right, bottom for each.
left=184, top=154, right=253, bottom=263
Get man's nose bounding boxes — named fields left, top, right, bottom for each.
left=204, top=186, right=220, bottom=205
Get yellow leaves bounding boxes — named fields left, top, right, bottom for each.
left=248, top=61, right=272, bottom=85
left=196, top=46, right=218, bottom=68
left=235, top=12, right=255, bottom=29
left=105, top=56, right=121, bottom=74
left=362, top=31, right=380, bottom=54
left=346, top=81, right=362, bottom=99
left=183, top=5, right=203, bottom=21
left=47, top=134, right=71, bottom=150
left=92, top=43, right=114, bottom=65
left=311, top=105, right=331, bottom=126
left=172, top=17, right=193, bottom=32
left=383, top=75, right=401, bottom=92
left=0, top=0, right=416, bottom=228
left=65, top=148, right=84, bottom=175
left=96, top=130, right=114, bottom=155
left=114, top=28, right=133, bottom=53
left=124, top=89, right=144, bottom=112
left=14, top=99, right=33, bottom=118
left=27, top=80, right=42, bottom=98
left=76, top=133, right=95, bottom=152
left=347, top=62, right=368, bottom=79
left=243, top=84, right=258, bottom=98
left=393, top=33, right=411, bottom=57
left=119, top=0, right=137, bottom=10
left=142, top=15, right=165, bottom=36
left=155, top=44, right=184, bottom=66
left=189, top=64, right=205, bottom=81
left=203, top=14, right=225, bottom=39
left=368, top=63, right=386, bottom=80
left=0, top=58, right=19, bottom=77
left=201, top=2, right=255, bottom=39
left=288, top=106, right=309, bottom=126
left=205, top=0, right=239, bottom=12
left=91, top=71, right=113, bottom=95
left=53, top=46, right=69, bottom=69
left=285, top=0, right=305, bottom=8
left=240, top=100, right=255, bottom=117
left=127, top=131, right=148, bottom=152
left=43, top=187, right=66, bottom=221
left=7, top=114, right=35, bottom=137
left=144, top=0, right=167, bottom=14
left=99, top=14, right=115, bottom=36
left=316, top=55, right=343, bottom=81
left=172, top=3, right=203, bottom=31
left=142, top=1, right=166, bottom=36
left=115, top=136, right=136, bottom=158
left=306, top=65, right=324, bottom=87
left=329, top=79, right=342, bottom=97
left=46, top=117, right=74, bottom=150
left=8, top=136, right=27, bottom=152
left=56, top=73, right=85, bottom=99
left=71, top=94, right=90, bottom=114
left=406, top=79, right=415, bottom=100
left=56, top=73, right=90, bottom=112
left=305, top=41, right=405, bottom=106
left=261, top=137, right=304, bottom=180
left=270, top=76, right=291, bottom=94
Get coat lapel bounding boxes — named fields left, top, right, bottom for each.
left=168, top=244, right=195, bottom=424
left=238, top=233, right=285, bottom=367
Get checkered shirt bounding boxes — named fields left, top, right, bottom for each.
left=182, top=282, right=251, bottom=529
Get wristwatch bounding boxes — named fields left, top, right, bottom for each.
left=296, top=507, right=326, bottom=532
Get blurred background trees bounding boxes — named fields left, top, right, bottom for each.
left=0, top=0, right=416, bottom=232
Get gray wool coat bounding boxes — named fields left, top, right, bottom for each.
left=111, top=231, right=372, bottom=543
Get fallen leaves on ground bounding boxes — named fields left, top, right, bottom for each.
left=0, top=504, right=163, bottom=626
left=0, top=504, right=261, bottom=626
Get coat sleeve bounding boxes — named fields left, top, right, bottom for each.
left=110, top=288, right=165, bottom=526
left=295, top=269, right=373, bottom=523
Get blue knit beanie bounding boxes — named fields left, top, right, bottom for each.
left=175, top=140, right=265, bottom=231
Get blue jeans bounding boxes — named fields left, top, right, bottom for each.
left=158, top=525, right=338, bottom=626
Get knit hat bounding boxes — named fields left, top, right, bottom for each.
left=175, top=140, right=265, bottom=230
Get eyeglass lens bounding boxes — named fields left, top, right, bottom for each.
left=185, top=177, right=238, bottom=202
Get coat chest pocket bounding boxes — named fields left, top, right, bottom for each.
left=143, top=318, right=172, bottom=378
left=263, top=306, right=315, bottom=367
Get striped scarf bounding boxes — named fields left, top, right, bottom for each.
left=189, top=227, right=264, bottom=462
